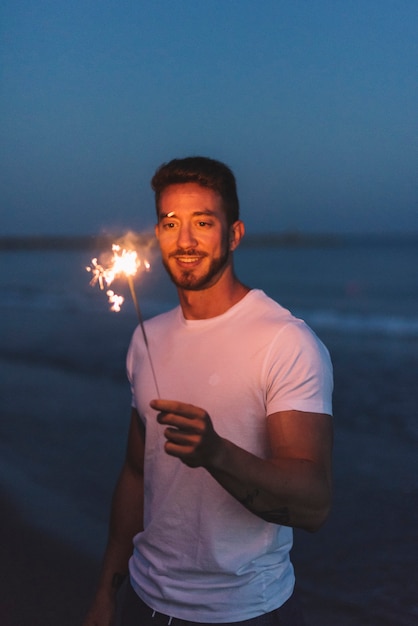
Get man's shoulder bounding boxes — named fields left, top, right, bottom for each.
left=244, top=289, right=293, bottom=322
left=247, top=290, right=328, bottom=349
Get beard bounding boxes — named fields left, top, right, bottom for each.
left=162, top=243, right=231, bottom=291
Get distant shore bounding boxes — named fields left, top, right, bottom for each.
left=1, top=231, right=417, bottom=251
left=0, top=233, right=156, bottom=252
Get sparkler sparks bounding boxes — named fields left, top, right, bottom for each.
left=86, top=244, right=147, bottom=306
left=106, top=290, right=124, bottom=312
left=86, top=237, right=160, bottom=396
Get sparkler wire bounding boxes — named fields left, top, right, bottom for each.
left=127, top=276, right=161, bottom=398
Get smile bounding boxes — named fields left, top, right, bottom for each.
left=175, top=256, right=202, bottom=264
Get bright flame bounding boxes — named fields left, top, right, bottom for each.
left=86, top=242, right=150, bottom=312
left=87, top=245, right=141, bottom=288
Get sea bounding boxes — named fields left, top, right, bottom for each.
left=1, top=234, right=418, bottom=625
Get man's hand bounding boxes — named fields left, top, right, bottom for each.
left=150, top=399, right=222, bottom=468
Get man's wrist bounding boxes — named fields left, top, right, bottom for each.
left=207, top=436, right=230, bottom=472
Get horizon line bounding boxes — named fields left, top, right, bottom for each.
left=1, top=231, right=418, bottom=252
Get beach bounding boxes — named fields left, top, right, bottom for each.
left=1, top=241, right=418, bottom=624
left=0, top=492, right=98, bottom=626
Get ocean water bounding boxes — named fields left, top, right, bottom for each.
left=1, top=236, right=418, bottom=625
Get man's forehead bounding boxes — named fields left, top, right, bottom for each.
left=160, top=182, right=221, bottom=201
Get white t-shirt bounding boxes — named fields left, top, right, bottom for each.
left=126, top=289, right=333, bottom=622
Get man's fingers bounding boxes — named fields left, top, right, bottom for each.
left=150, top=398, right=203, bottom=419
left=157, top=411, right=196, bottom=428
left=164, top=441, right=200, bottom=467
left=164, top=428, right=198, bottom=445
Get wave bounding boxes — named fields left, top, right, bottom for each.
left=2, top=286, right=418, bottom=338
left=1, top=307, right=417, bottom=386
left=302, top=309, right=418, bottom=338
left=0, top=284, right=174, bottom=319
left=0, top=349, right=127, bottom=381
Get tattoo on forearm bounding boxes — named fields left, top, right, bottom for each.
left=260, top=507, right=290, bottom=525
left=240, top=489, right=290, bottom=525
left=240, top=488, right=260, bottom=508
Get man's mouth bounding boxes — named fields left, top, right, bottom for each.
left=169, top=251, right=207, bottom=265
left=175, top=255, right=201, bottom=264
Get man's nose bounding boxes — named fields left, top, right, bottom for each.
left=177, top=224, right=197, bottom=248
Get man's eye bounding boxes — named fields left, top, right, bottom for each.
left=198, top=221, right=211, bottom=227
left=162, top=222, right=176, bottom=229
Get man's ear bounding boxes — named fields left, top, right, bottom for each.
left=229, top=220, right=245, bottom=251
left=154, top=223, right=160, bottom=240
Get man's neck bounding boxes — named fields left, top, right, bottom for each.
left=178, top=275, right=250, bottom=320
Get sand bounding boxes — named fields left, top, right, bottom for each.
left=0, top=492, right=100, bottom=626
left=1, top=335, right=418, bottom=625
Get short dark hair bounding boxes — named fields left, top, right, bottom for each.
left=151, top=156, right=240, bottom=226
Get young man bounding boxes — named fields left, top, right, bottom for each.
left=84, top=157, right=333, bottom=626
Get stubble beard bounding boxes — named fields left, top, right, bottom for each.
left=163, top=243, right=231, bottom=291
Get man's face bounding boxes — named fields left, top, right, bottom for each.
left=155, top=183, right=232, bottom=291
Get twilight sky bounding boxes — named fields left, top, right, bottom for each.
left=1, top=0, right=417, bottom=236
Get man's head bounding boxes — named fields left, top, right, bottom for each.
left=151, top=156, right=240, bottom=227
left=152, top=157, right=245, bottom=293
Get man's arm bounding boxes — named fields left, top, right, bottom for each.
left=151, top=400, right=333, bottom=533
left=83, top=408, right=145, bottom=626
left=209, top=410, right=333, bottom=531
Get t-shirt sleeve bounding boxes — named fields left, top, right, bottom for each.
left=265, top=320, right=333, bottom=416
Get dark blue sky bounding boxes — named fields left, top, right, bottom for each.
left=1, top=0, right=417, bottom=236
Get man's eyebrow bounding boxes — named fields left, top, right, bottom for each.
left=194, top=210, right=217, bottom=217
left=159, top=209, right=217, bottom=219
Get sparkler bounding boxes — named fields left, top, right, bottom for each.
left=86, top=241, right=160, bottom=397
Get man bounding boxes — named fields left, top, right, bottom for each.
left=84, top=157, right=333, bottom=626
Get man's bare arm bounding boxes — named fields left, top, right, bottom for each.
left=209, top=410, right=333, bottom=531
left=83, top=408, right=145, bottom=626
